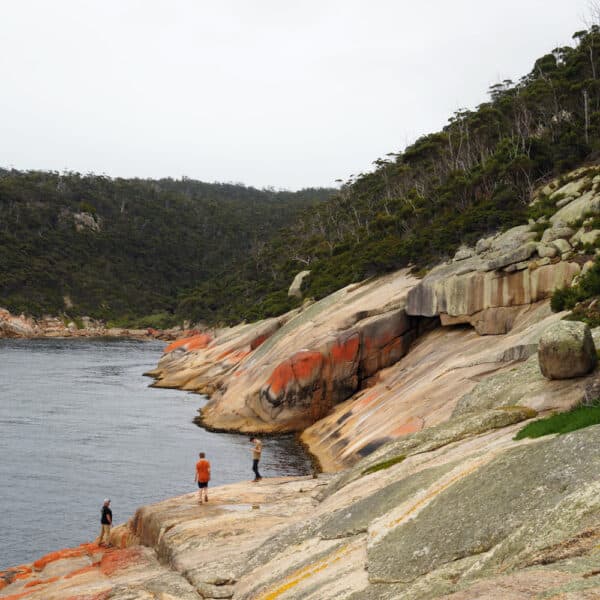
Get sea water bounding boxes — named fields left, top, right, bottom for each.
left=0, top=338, right=311, bottom=569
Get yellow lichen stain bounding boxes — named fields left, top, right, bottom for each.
left=369, top=456, right=491, bottom=539
left=258, top=543, right=354, bottom=600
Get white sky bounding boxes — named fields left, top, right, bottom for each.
left=0, top=0, right=593, bottom=190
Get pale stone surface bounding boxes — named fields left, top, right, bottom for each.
left=73, top=211, right=101, bottom=232
left=4, top=427, right=600, bottom=600
left=538, top=320, right=597, bottom=379
left=301, top=301, right=600, bottom=470
left=155, top=271, right=422, bottom=434
left=484, top=241, right=538, bottom=270
left=550, top=188, right=600, bottom=224
left=549, top=176, right=587, bottom=200
left=0, top=307, right=155, bottom=340
left=475, top=235, right=494, bottom=254
left=571, top=228, right=600, bottom=246
left=405, top=259, right=579, bottom=318
left=556, top=194, right=575, bottom=208
left=551, top=237, right=572, bottom=254
left=366, top=427, right=600, bottom=588
left=453, top=353, right=586, bottom=416
left=0, top=308, right=37, bottom=337
left=582, top=259, right=595, bottom=276
left=536, top=243, right=558, bottom=258
left=453, top=246, right=475, bottom=261
left=541, top=225, right=575, bottom=243
left=288, top=269, right=311, bottom=298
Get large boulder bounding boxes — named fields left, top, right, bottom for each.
left=550, top=188, right=600, bottom=224
left=288, top=270, right=311, bottom=298
left=406, top=260, right=580, bottom=319
left=541, top=225, right=575, bottom=244
left=538, top=321, right=597, bottom=379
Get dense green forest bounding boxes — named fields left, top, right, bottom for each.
left=0, top=171, right=331, bottom=325
left=3, top=25, right=600, bottom=326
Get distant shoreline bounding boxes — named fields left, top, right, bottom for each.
left=0, top=307, right=188, bottom=342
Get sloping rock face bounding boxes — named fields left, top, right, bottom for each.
left=148, top=167, right=600, bottom=471
left=152, top=271, right=425, bottom=433
left=7, top=424, right=600, bottom=599
left=302, top=302, right=592, bottom=470
left=538, top=320, right=597, bottom=379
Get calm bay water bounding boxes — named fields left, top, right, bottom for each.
left=0, top=338, right=311, bottom=570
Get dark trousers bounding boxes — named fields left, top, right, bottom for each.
left=252, top=458, right=261, bottom=479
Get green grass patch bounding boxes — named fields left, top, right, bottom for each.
left=514, top=405, right=600, bottom=440
left=362, top=455, right=406, bottom=476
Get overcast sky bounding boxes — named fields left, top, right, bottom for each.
left=0, top=0, right=593, bottom=190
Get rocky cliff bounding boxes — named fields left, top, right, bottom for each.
left=149, top=167, right=600, bottom=469
left=4, top=168, right=600, bottom=599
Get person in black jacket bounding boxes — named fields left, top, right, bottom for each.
left=96, top=498, right=112, bottom=547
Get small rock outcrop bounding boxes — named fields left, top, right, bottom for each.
left=288, top=270, right=311, bottom=298
left=73, top=211, right=101, bottom=232
left=538, top=320, right=597, bottom=379
left=0, top=308, right=37, bottom=337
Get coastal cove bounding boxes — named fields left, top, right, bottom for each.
left=0, top=338, right=312, bottom=571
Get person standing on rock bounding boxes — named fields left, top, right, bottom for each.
left=195, top=452, right=211, bottom=503
left=250, top=437, right=262, bottom=481
left=96, top=498, right=112, bottom=547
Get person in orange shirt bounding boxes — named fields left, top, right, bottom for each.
left=194, top=452, right=211, bottom=503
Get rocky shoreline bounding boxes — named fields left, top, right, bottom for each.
left=3, top=167, right=600, bottom=598
left=0, top=308, right=192, bottom=342
left=2, top=422, right=600, bottom=599
left=146, top=167, right=600, bottom=471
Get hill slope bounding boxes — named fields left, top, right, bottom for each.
left=0, top=170, right=331, bottom=324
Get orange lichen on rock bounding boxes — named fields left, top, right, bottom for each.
left=330, top=334, right=360, bottom=365
left=356, top=391, right=379, bottom=409
left=24, top=576, right=60, bottom=588
left=0, top=591, right=36, bottom=600
left=265, top=360, right=296, bottom=397
left=64, top=561, right=101, bottom=579
left=263, top=351, right=324, bottom=401
left=99, top=547, right=143, bottom=576
left=163, top=338, right=191, bottom=353
left=163, top=333, right=211, bottom=354
left=291, top=351, right=325, bottom=382
left=391, top=416, right=424, bottom=437
left=250, top=332, right=270, bottom=350
left=116, top=528, right=131, bottom=549
left=32, top=543, right=101, bottom=571
left=183, top=334, right=212, bottom=351
left=217, top=347, right=234, bottom=360
left=0, top=565, right=33, bottom=590
left=220, top=348, right=250, bottom=364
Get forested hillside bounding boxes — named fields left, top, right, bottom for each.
left=4, top=25, right=600, bottom=327
left=244, top=25, right=600, bottom=306
left=0, top=171, right=331, bottom=325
